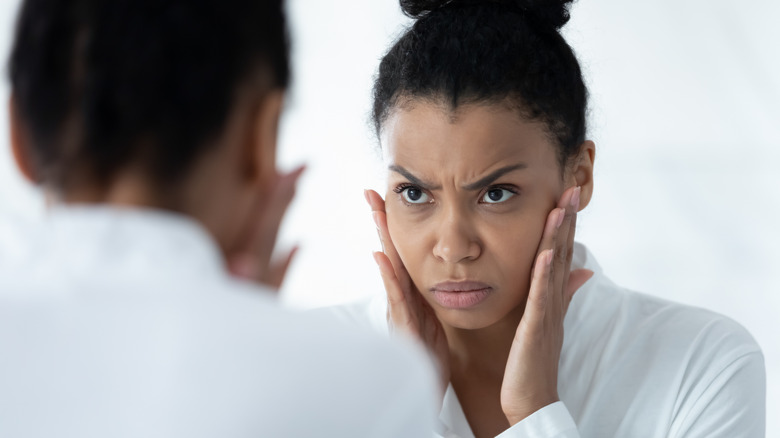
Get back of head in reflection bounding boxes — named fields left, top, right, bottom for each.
left=1, top=1, right=440, bottom=436
left=8, top=0, right=289, bottom=256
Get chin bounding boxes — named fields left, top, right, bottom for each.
left=433, top=304, right=516, bottom=331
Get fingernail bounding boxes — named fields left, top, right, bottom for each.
left=364, top=189, right=370, bottom=205
left=372, top=211, right=381, bottom=230
left=570, top=186, right=581, bottom=208
left=231, top=257, right=257, bottom=279
left=556, top=208, right=565, bottom=229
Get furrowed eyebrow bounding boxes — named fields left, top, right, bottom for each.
left=462, top=164, right=527, bottom=190
left=388, top=165, right=441, bottom=190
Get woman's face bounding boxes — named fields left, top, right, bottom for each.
left=382, top=102, right=566, bottom=330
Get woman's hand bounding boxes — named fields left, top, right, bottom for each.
left=365, top=189, right=451, bottom=394
left=227, top=165, right=305, bottom=290
left=500, top=186, right=594, bottom=425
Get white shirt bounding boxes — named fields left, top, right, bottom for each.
left=327, top=243, right=766, bottom=438
left=0, top=206, right=437, bottom=438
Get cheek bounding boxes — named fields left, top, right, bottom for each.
left=385, top=202, right=435, bottom=288
left=483, top=212, right=547, bottom=290
left=385, top=202, right=421, bottom=264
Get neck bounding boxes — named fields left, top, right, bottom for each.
left=444, top=302, right=525, bottom=379
left=56, top=172, right=178, bottom=211
left=49, top=153, right=251, bottom=259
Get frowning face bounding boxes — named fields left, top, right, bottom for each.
left=382, top=102, right=567, bottom=330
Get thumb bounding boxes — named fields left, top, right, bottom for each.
left=265, top=246, right=299, bottom=290
left=566, top=269, right=594, bottom=302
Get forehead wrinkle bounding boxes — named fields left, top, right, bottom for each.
left=388, top=164, right=442, bottom=190
left=384, top=102, right=557, bottom=190
left=461, top=163, right=527, bottom=191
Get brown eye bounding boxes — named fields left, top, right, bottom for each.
left=482, top=188, right=514, bottom=204
left=401, top=186, right=430, bottom=204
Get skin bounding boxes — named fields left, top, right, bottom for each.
left=367, top=101, right=596, bottom=438
left=8, top=78, right=299, bottom=288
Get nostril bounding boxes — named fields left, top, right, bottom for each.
left=433, top=236, right=481, bottom=263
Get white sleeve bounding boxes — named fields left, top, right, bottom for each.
left=432, top=402, right=580, bottom=438
left=670, top=351, right=765, bottom=438
left=495, top=402, right=579, bottom=438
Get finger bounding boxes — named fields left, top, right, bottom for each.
left=532, top=205, right=565, bottom=279
left=366, top=189, right=413, bottom=291
left=520, top=248, right=554, bottom=336
left=227, top=253, right=260, bottom=281
left=373, top=208, right=425, bottom=317
left=564, top=269, right=593, bottom=312
left=560, top=197, right=579, bottom=311
left=364, top=189, right=389, bottom=254
left=552, top=186, right=579, bottom=309
left=226, top=166, right=304, bottom=285
left=373, top=251, right=415, bottom=333
left=231, top=165, right=304, bottom=271
left=528, top=205, right=564, bottom=328
left=264, top=245, right=299, bottom=290
left=226, top=245, right=299, bottom=289
left=565, top=186, right=581, bottom=264
left=249, top=165, right=305, bottom=267
left=536, top=204, right=565, bottom=258
left=365, top=189, right=392, bottom=257
left=371, top=210, right=401, bottom=270
left=364, top=189, right=387, bottom=213
left=366, top=189, right=424, bottom=323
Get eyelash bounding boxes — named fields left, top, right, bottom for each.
left=392, top=182, right=417, bottom=194
left=392, top=183, right=520, bottom=205
left=393, top=183, right=427, bottom=206
left=484, top=185, right=519, bottom=197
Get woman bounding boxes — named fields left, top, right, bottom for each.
left=0, top=0, right=437, bottom=436
left=359, top=0, right=765, bottom=436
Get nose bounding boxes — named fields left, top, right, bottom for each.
left=432, top=207, right=481, bottom=264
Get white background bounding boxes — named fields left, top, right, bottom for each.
left=1, top=0, right=777, bottom=435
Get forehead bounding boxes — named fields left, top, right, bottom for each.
left=381, top=102, right=558, bottom=174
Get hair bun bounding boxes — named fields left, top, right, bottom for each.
left=400, top=0, right=448, bottom=18
left=400, top=0, right=575, bottom=31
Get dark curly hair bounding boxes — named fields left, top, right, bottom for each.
left=372, top=0, right=588, bottom=168
left=7, top=0, right=290, bottom=193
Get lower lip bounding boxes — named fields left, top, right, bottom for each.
left=431, top=288, right=492, bottom=309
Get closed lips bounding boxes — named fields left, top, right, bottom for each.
left=431, top=281, right=492, bottom=293
left=430, top=281, right=493, bottom=309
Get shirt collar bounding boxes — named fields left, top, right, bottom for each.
left=436, top=243, right=604, bottom=435
left=1, top=205, right=228, bottom=284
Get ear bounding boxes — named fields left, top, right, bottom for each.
left=242, top=90, right=285, bottom=186
left=569, top=140, right=595, bottom=211
left=8, top=96, right=39, bottom=184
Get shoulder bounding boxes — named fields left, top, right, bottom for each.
left=560, top=259, right=765, bottom=434
left=567, top=273, right=762, bottom=373
left=568, top=243, right=762, bottom=360
left=200, top=281, right=436, bottom=390
left=581, top=281, right=760, bottom=360
left=221, top=286, right=438, bottom=435
left=561, top=268, right=764, bottom=429
left=1, top=275, right=437, bottom=437
left=136, top=280, right=437, bottom=435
